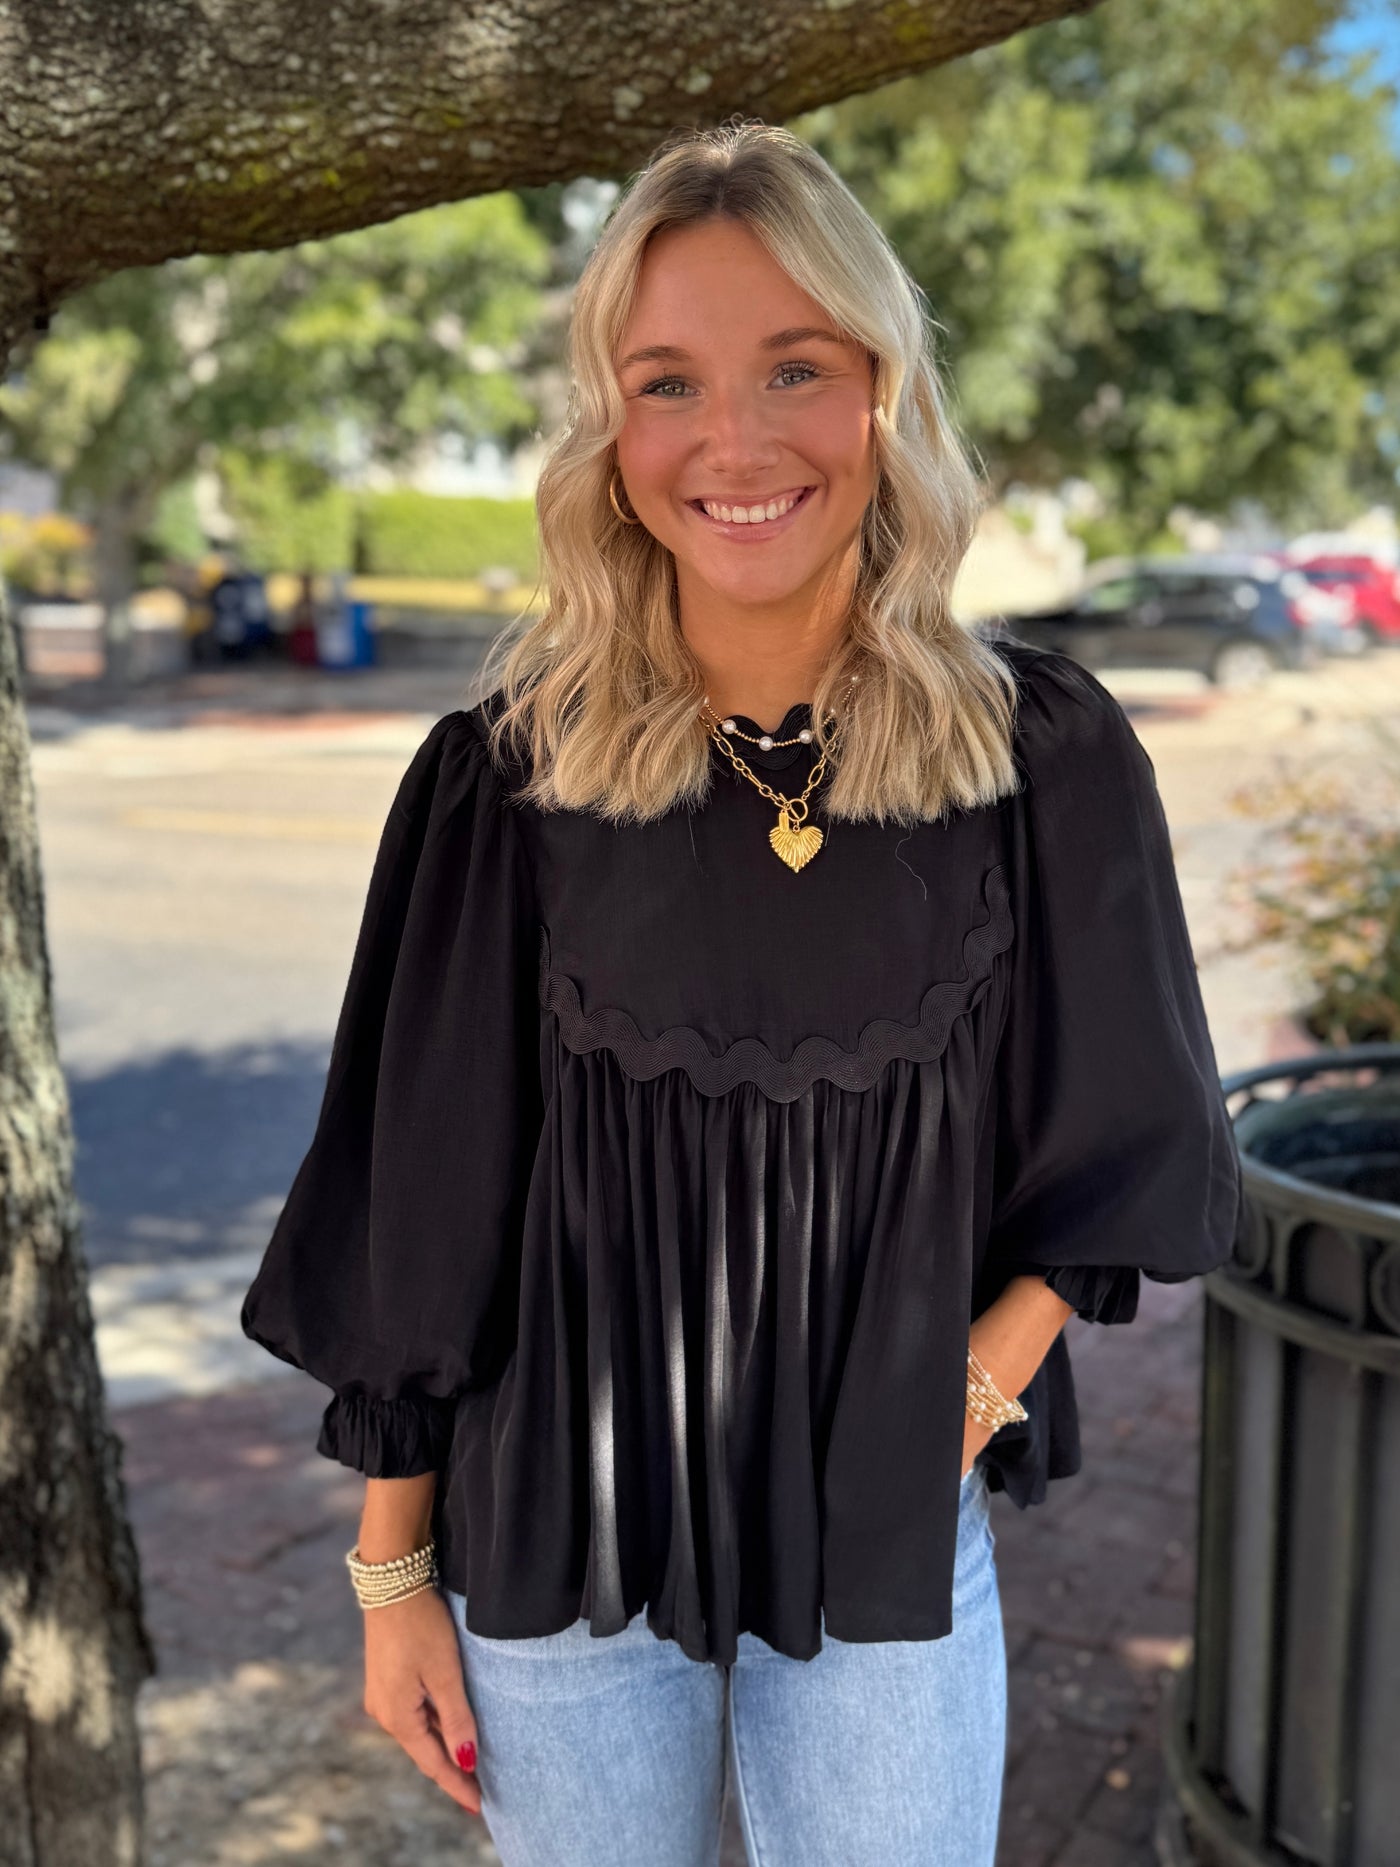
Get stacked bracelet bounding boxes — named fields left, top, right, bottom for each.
left=966, top=1348, right=1029, bottom=1430
left=345, top=1536, right=440, bottom=1609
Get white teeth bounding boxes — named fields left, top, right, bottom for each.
left=700, top=490, right=804, bottom=525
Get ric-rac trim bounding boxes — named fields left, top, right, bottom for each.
left=537, top=863, right=1012, bottom=1102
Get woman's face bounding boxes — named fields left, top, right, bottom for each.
left=612, top=218, right=878, bottom=615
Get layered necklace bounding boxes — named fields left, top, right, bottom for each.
left=698, top=670, right=859, bottom=872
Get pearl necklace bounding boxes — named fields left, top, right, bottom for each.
left=713, top=714, right=819, bottom=752
left=699, top=672, right=858, bottom=872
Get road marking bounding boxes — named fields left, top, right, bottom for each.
left=119, top=807, right=380, bottom=842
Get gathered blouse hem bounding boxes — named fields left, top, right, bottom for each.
left=434, top=1569, right=958, bottom=1667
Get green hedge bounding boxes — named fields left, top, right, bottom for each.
left=222, top=454, right=539, bottom=581
left=356, top=488, right=539, bottom=581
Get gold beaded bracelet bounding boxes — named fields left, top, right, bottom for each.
left=966, top=1347, right=1029, bottom=1431
left=345, top=1536, right=440, bottom=1610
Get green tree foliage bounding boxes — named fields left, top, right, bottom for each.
left=0, top=192, right=552, bottom=625
left=2, top=191, right=551, bottom=494
left=795, top=0, right=1400, bottom=540
left=217, top=453, right=357, bottom=576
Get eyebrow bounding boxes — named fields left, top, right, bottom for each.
left=616, top=325, right=849, bottom=373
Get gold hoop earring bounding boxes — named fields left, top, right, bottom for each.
left=609, top=469, right=642, bottom=526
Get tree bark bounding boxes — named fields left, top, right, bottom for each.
left=0, top=0, right=1100, bottom=358
left=0, top=581, right=157, bottom=1865
left=0, top=0, right=1102, bottom=1854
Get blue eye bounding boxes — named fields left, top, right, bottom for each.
left=638, top=360, right=824, bottom=397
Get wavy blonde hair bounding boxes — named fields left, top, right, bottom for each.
left=474, top=117, right=1021, bottom=827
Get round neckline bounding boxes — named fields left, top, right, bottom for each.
left=708, top=701, right=820, bottom=774
left=722, top=701, right=814, bottom=738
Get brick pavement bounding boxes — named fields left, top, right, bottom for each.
left=991, top=1277, right=1209, bottom=1867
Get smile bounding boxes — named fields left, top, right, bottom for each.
left=687, top=485, right=817, bottom=536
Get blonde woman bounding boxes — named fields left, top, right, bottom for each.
left=242, top=119, right=1242, bottom=1866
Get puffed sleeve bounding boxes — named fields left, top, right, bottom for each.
left=239, top=707, right=543, bottom=1475
left=984, top=645, right=1245, bottom=1322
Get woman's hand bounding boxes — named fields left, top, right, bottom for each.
left=362, top=1587, right=482, bottom=1817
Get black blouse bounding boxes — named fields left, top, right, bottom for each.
left=240, top=637, right=1244, bottom=1667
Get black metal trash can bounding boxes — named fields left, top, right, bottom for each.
left=1162, top=1044, right=1400, bottom=1866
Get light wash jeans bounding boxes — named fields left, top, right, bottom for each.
left=443, top=1465, right=1006, bottom=1866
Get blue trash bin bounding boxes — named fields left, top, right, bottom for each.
left=346, top=600, right=377, bottom=667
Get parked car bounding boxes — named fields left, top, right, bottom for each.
left=979, top=554, right=1355, bottom=687
left=1281, top=551, right=1400, bottom=646
left=1261, top=556, right=1367, bottom=658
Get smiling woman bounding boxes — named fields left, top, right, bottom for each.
left=239, top=118, right=1244, bottom=1867
left=613, top=232, right=879, bottom=620
left=477, top=117, right=1013, bottom=830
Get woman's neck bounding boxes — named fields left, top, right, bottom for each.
left=680, top=586, right=855, bottom=733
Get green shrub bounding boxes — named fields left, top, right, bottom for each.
left=220, top=452, right=539, bottom=582
left=355, top=488, right=539, bottom=581
left=0, top=511, right=93, bottom=596
left=1225, top=725, right=1400, bottom=1043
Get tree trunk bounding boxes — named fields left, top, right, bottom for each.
left=0, top=582, right=157, bottom=1862
left=91, top=497, right=138, bottom=687
left=90, top=491, right=158, bottom=687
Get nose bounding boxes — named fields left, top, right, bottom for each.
left=692, top=381, right=783, bottom=479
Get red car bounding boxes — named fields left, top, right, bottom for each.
left=1285, top=553, right=1400, bottom=645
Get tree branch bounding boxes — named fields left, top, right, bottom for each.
left=0, top=0, right=1103, bottom=352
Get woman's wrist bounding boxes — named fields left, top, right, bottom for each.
left=357, top=1472, right=437, bottom=1563
left=346, top=1538, right=439, bottom=1609
left=970, top=1272, right=1075, bottom=1405
left=966, top=1345, right=1027, bottom=1428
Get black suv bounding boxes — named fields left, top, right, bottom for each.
left=979, top=554, right=1338, bottom=686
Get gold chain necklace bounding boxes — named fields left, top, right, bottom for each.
left=699, top=672, right=858, bottom=872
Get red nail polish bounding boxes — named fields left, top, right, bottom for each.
left=456, top=1740, right=476, bottom=1773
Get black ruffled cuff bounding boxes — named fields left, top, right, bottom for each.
left=1032, top=1263, right=1142, bottom=1325
left=316, top=1389, right=456, bottom=1478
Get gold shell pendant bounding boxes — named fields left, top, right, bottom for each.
left=769, top=807, right=824, bottom=871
